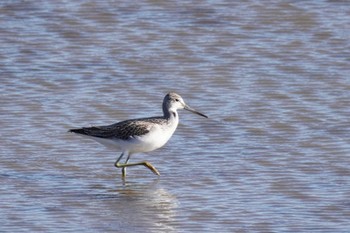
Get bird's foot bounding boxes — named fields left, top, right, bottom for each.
left=142, top=161, right=160, bottom=176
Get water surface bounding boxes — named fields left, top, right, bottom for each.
left=1, top=1, right=350, bottom=232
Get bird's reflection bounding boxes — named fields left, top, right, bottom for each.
left=94, top=177, right=178, bottom=233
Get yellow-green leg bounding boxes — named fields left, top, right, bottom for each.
left=121, top=153, right=131, bottom=177
left=114, top=152, right=160, bottom=177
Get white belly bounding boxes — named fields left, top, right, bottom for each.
left=88, top=120, right=178, bottom=154
left=129, top=121, right=178, bottom=153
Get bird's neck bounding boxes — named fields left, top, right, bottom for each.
left=163, top=106, right=179, bottom=122
left=166, top=109, right=179, bottom=128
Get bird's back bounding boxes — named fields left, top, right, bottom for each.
left=69, top=117, right=167, bottom=141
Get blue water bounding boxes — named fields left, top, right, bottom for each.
left=1, top=1, right=350, bottom=232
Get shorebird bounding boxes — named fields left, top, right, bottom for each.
left=69, top=92, right=208, bottom=177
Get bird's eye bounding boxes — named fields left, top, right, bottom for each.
left=175, top=99, right=179, bottom=102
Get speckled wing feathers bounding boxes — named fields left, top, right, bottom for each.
left=69, top=117, right=166, bottom=140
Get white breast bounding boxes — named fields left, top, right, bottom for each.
left=87, top=115, right=180, bottom=154
left=131, top=119, right=178, bottom=153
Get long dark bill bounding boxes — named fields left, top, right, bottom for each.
left=184, top=105, right=208, bottom=118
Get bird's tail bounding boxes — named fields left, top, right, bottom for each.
left=68, top=128, right=85, bottom=134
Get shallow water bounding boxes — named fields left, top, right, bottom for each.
left=1, top=1, right=350, bottom=232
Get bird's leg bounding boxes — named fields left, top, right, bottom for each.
left=122, top=161, right=160, bottom=176
left=114, top=152, right=125, bottom=166
left=114, top=152, right=160, bottom=176
left=121, top=154, right=131, bottom=177
left=114, top=152, right=127, bottom=177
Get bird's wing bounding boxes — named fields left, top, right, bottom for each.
left=69, top=118, right=163, bottom=140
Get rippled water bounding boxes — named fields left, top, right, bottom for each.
left=1, top=1, right=350, bottom=232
